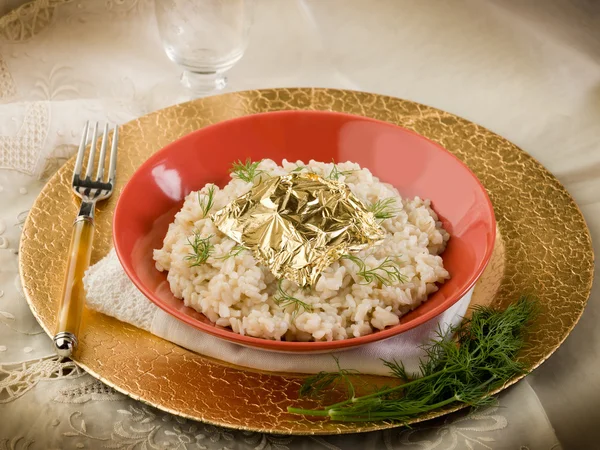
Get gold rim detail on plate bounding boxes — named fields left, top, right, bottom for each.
left=19, top=88, right=594, bottom=435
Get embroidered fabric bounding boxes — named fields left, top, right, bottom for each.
left=2, top=0, right=591, bottom=447
left=0, top=355, right=82, bottom=403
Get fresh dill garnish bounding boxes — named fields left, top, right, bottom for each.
left=299, top=356, right=360, bottom=399
left=292, top=164, right=318, bottom=175
left=342, top=254, right=406, bottom=286
left=328, top=161, right=356, bottom=180
left=369, top=198, right=399, bottom=221
left=184, top=233, right=214, bottom=267
left=291, top=164, right=307, bottom=173
left=230, top=159, right=264, bottom=183
left=273, top=279, right=313, bottom=318
left=216, top=244, right=247, bottom=260
left=197, top=185, right=216, bottom=217
left=287, top=297, right=538, bottom=422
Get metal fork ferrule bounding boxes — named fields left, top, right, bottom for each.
left=76, top=201, right=96, bottom=222
left=74, top=215, right=94, bottom=225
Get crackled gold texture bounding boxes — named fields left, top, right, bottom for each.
left=212, top=172, right=385, bottom=286
left=19, top=89, right=594, bottom=435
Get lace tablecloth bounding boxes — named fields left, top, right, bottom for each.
left=2, top=0, right=599, bottom=448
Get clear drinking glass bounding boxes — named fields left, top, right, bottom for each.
left=155, top=0, right=254, bottom=95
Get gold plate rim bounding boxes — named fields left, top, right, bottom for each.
left=19, top=88, right=595, bottom=435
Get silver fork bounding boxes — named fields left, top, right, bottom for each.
left=53, top=122, right=118, bottom=358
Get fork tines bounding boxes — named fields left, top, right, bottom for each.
left=73, top=121, right=118, bottom=188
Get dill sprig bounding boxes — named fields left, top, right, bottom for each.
left=291, top=164, right=318, bottom=176
left=184, top=233, right=214, bottom=267
left=328, top=161, right=356, bottom=180
left=216, top=244, right=247, bottom=260
left=230, top=159, right=264, bottom=183
left=273, top=279, right=313, bottom=318
left=342, top=254, right=406, bottom=286
left=291, top=164, right=307, bottom=173
left=287, top=297, right=538, bottom=422
left=299, top=356, right=361, bottom=399
left=369, top=198, right=399, bottom=221
left=197, top=185, right=216, bottom=217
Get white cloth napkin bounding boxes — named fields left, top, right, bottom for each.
left=83, top=249, right=472, bottom=376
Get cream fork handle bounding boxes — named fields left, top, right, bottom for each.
left=53, top=217, right=94, bottom=357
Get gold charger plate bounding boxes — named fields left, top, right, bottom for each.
left=20, top=88, right=594, bottom=435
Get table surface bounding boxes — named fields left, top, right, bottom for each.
left=0, top=0, right=597, bottom=448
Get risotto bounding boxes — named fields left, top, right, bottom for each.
left=153, top=159, right=450, bottom=341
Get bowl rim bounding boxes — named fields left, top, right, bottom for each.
left=113, top=109, right=497, bottom=352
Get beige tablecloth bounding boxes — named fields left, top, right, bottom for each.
left=1, top=0, right=598, bottom=448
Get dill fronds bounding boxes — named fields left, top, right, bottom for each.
left=291, top=164, right=307, bottom=173
left=197, top=185, right=216, bottom=217
left=184, top=233, right=214, bottom=267
left=369, top=197, right=399, bottom=221
left=328, top=161, right=356, bottom=180
left=216, top=244, right=247, bottom=260
left=273, top=279, right=313, bottom=318
left=230, top=159, right=264, bottom=183
left=342, top=254, right=406, bottom=286
left=287, top=297, right=538, bottom=422
left=299, top=356, right=359, bottom=399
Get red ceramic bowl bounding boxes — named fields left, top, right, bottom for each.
left=113, top=110, right=496, bottom=352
